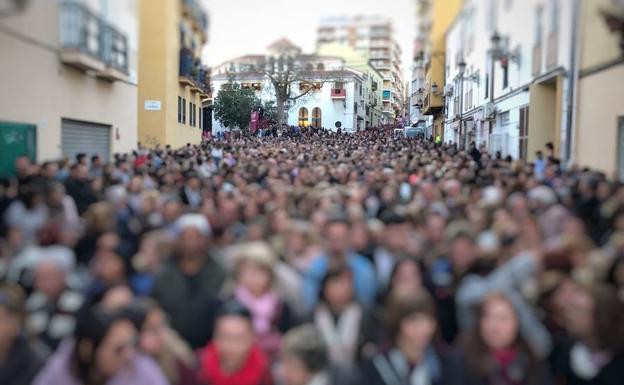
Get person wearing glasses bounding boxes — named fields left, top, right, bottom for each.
left=33, top=305, right=169, bottom=385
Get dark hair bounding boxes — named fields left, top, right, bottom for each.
left=71, top=305, right=135, bottom=384
left=460, top=293, right=540, bottom=383
left=386, top=290, right=436, bottom=345
left=216, top=300, right=252, bottom=322
left=318, top=266, right=353, bottom=305
left=584, top=283, right=624, bottom=353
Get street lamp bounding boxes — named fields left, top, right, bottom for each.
left=457, top=59, right=467, bottom=77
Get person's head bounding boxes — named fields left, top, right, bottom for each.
left=71, top=306, right=137, bottom=383
left=319, top=267, right=354, bottom=312
left=536, top=151, right=543, bottom=160
left=34, top=249, right=74, bottom=300
left=41, top=161, right=59, bottom=179
left=174, top=214, right=210, bottom=259
left=387, top=258, right=424, bottom=300
left=386, top=290, right=437, bottom=353
left=0, top=284, right=25, bottom=351
left=213, top=300, right=255, bottom=373
left=76, top=153, right=87, bottom=165
left=564, top=283, right=624, bottom=353
left=91, top=155, right=102, bottom=167
left=235, top=242, right=276, bottom=297
left=279, top=325, right=328, bottom=385
left=478, top=293, right=520, bottom=351
left=135, top=299, right=167, bottom=357
left=323, top=217, right=351, bottom=257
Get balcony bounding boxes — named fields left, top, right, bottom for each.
left=59, top=2, right=129, bottom=81
left=59, top=2, right=106, bottom=72
left=331, top=89, right=346, bottom=99
left=182, top=0, right=209, bottom=41
left=179, top=48, right=195, bottom=86
left=97, top=25, right=129, bottom=81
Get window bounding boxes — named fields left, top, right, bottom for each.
left=182, top=98, right=186, bottom=124
left=500, top=111, right=510, bottom=125
left=502, top=64, right=509, bottom=89
left=298, top=107, right=309, bottom=127
left=535, top=6, right=543, bottom=45
left=485, top=73, right=489, bottom=99
left=383, top=90, right=391, bottom=100
left=333, top=81, right=344, bottom=90
left=199, top=107, right=203, bottom=129
left=178, top=96, right=182, bottom=123
left=189, top=101, right=193, bottom=126
left=504, top=0, right=513, bottom=11
left=311, top=107, right=322, bottom=128
left=618, top=117, right=624, bottom=181
left=519, top=107, right=529, bottom=160
left=549, top=0, right=559, bottom=34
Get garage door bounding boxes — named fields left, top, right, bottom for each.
left=62, top=119, right=111, bottom=162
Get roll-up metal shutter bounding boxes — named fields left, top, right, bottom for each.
left=61, top=119, right=111, bottom=162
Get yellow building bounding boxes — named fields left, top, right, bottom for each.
left=575, top=0, right=624, bottom=178
left=138, top=0, right=210, bottom=148
left=421, top=0, right=463, bottom=140
left=316, top=43, right=385, bottom=127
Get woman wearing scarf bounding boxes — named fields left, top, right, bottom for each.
left=313, top=266, right=376, bottom=368
left=229, top=241, right=292, bottom=359
left=359, top=290, right=462, bottom=385
left=458, top=293, right=552, bottom=385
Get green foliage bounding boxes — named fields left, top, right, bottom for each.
left=213, top=75, right=258, bottom=130
left=261, top=100, right=277, bottom=123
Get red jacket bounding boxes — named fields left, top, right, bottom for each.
left=198, top=343, right=273, bottom=385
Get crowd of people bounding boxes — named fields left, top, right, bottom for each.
left=1, top=127, right=623, bottom=385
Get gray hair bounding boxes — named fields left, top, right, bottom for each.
left=281, top=324, right=328, bottom=373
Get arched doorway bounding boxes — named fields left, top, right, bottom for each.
left=298, top=107, right=309, bottom=127
left=311, top=107, right=322, bottom=128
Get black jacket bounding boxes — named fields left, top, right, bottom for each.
left=0, top=335, right=47, bottom=385
left=151, top=258, right=226, bottom=348
left=358, top=347, right=463, bottom=385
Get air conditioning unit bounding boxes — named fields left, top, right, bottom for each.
left=444, top=84, right=454, bottom=96
left=484, top=102, right=496, bottom=118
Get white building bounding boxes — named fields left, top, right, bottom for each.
left=317, top=16, right=404, bottom=121
left=211, top=41, right=368, bottom=133
left=444, top=0, right=575, bottom=161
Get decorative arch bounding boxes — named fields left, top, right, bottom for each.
left=298, top=107, right=309, bottom=127
left=311, top=107, right=322, bottom=128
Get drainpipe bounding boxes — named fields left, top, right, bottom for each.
left=565, top=0, right=582, bottom=166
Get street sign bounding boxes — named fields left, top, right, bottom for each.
left=144, top=100, right=161, bottom=111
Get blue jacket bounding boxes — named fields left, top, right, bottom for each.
left=303, top=251, right=377, bottom=310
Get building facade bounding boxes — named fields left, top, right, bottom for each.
left=420, top=0, right=463, bottom=141
left=316, top=16, right=404, bottom=122
left=0, top=0, right=138, bottom=170
left=211, top=42, right=368, bottom=134
left=435, top=0, right=576, bottom=162
left=138, top=0, right=211, bottom=149
left=575, top=0, right=624, bottom=179
left=316, top=43, right=385, bottom=127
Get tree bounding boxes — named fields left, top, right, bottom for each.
left=258, top=49, right=341, bottom=129
left=213, top=74, right=258, bottom=131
